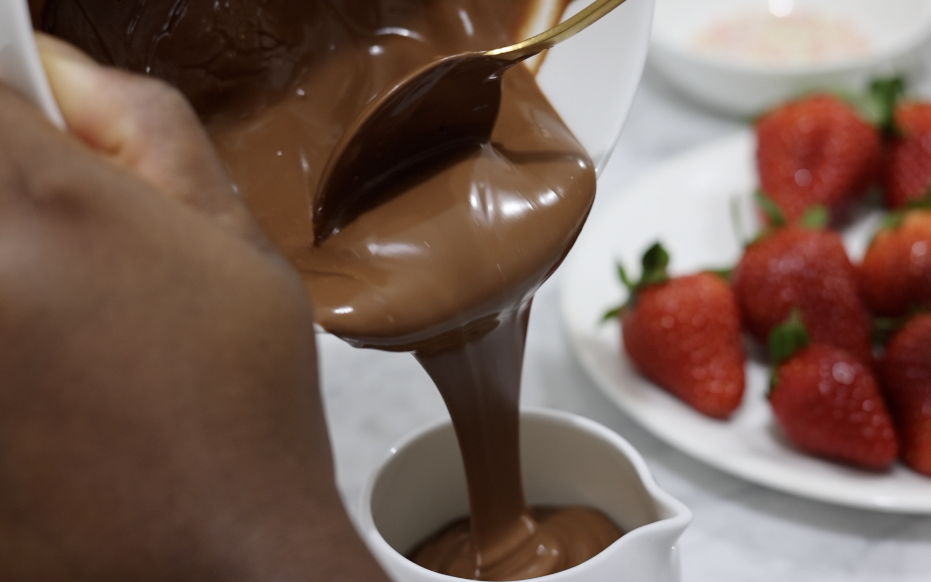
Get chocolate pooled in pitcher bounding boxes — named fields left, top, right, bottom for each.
left=42, top=0, right=623, bottom=578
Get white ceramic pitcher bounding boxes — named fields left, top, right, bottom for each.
left=360, top=408, right=691, bottom=582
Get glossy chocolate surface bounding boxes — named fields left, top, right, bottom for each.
left=42, top=1, right=620, bottom=577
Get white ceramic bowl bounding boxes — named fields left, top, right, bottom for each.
left=529, top=0, right=655, bottom=173
left=650, top=0, right=931, bottom=115
left=359, top=408, right=691, bottom=582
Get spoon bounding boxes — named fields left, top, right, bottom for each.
left=313, top=0, right=628, bottom=242
left=0, top=0, right=64, bottom=126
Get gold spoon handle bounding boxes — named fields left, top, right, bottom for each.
left=484, top=0, right=629, bottom=61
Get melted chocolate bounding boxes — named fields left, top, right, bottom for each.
left=413, top=506, right=624, bottom=579
left=42, top=0, right=321, bottom=114
left=42, top=0, right=622, bottom=578
left=314, top=53, right=511, bottom=242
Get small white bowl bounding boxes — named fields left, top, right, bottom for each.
left=359, top=408, right=691, bottom=582
left=650, top=0, right=931, bottom=115
left=534, top=0, right=655, bottom=173
left=500, top=0, right=656, bottom=175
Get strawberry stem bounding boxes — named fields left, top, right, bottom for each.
left=601, top=263, right=635, bottom=321
left=601, top=305, right=622, bottom=322
left=873, top=315, right=910, bottom=346
left=798, top=205, right=828, bottom=229
left=881, top=198, right=931, bottom=232
left=843, top=77, right=905, bottom=135
left=905, top=193, right=931, bottom=210
left=767, top=310, right=810, bottom=391
left=755, top=189, right=786, bottom=228
left=705, top=267, right=733, bottom=281
left=602, top=242, right=671, bottom=321
left=867, top=77, right=906, bottom=137
left=873, top=307, right=931, bottom=345
left=881, top=209, right=907, bottom=231
left=639, top=242, right=670, bottom=286
left=617, top=263, right=634, bottom=292
left=768, top=309, right=810, bottom=365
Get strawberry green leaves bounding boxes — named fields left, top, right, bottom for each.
left=768, top=309, right=810, bottom=365
left=603, top=242, right=670, bottom=320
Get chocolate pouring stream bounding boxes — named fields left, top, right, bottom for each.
left=40, top=0, right=622, bottom=578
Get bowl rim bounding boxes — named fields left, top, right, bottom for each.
left=357, top=406, right=692, bottom=581
left=650, top=0, right=931, bottom=76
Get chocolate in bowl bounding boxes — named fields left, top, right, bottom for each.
left=39, top=0, right=650, bottom=578
left=363, top=409, right=691, bottom=582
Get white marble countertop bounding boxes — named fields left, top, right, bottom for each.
left=318, top=64, right=931, bottom=581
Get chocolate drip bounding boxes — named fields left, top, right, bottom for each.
left=416, top=303, right=532, bottom=555
left=314, top=53, right=510, bottom=243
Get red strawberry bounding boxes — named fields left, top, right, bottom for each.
left=732, top=224, right=873, bottom=365
left=884, top=102, right=931, bottom=209
left=768, top=313, right=899, bottom=469
left=858, top=208, right=931, bottom=317
left=755, top=94, right=881, bottom=224
left=607, top=243, right=745, bottom=419
left=879, top=314, right=931, bottom=476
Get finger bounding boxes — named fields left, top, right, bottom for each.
left=35, top=34, right=267, bottom=245
left=0, top=81, right=76, bottom=213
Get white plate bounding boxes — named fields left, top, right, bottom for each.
left=560, top=130, right=931, bottom=514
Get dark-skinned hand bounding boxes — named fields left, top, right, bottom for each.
left=0, top=35, right=389, bottom=582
